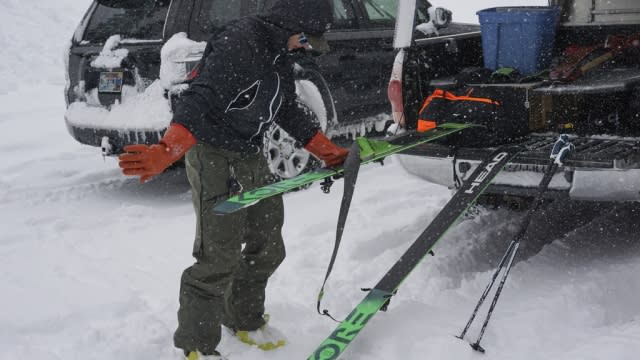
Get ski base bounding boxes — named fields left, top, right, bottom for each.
left=309, top=289, right=391, bottom=360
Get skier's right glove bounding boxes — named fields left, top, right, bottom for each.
left=118, top=123, right=196, bottom=183
left=304, top=131, right=349, bottom=167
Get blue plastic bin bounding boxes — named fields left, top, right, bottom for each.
left=477, top=7, right=560, bottom=75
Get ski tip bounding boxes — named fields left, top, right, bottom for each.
left=470, top=342, right=486, bottom=353
left=454, top=335, right=464, bottom=340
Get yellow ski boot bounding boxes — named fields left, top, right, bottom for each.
left=184, top=350, right=227, bottom=360
left=234, top=315, right=286, bottom=351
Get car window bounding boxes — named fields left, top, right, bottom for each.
left=361, top=0, right=428, bottom=28
left=362, top=0, right=396, bottom=23
left=196, top=0, right=268, bottom=33
left=332, top=0, right=357, bottom=29
left=83, top=0, right=170, bottom=43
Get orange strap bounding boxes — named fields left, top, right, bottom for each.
left=445, top=92, right=500, bottom=106
left=417, top=120, right=436, bottom=133
left=419, top=89, right=501, bottom=115
left=418, top=89, right=445, bottom=114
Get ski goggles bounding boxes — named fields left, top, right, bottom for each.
left=299, top=32, right=330, bottom=53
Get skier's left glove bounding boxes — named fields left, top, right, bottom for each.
left=118, top=123, right=196, bottom=183
left=304, top=131, right=349, bottom=167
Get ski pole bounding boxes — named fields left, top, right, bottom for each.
left=456, top=239, right=516, bottom=340
left=465, top=135, right=574, bottom=352
left=470, top=240, right=520, bottom=353
left=469, top=162, right=557, bottom=353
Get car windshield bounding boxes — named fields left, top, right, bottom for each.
left=83, top=0, right=170, bottom=43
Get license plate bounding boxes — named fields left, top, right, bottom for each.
left=98, top=72, right=124, bottom=93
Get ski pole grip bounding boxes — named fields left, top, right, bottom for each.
left=554, top=143, right=575, bottom=166
left=550, top=134, right=574, bottom=166
left=550, top=134, right=570, bottom=159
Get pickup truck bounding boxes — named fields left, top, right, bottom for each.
left=389, top=0, right=640, bottom=203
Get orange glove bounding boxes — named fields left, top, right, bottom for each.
left=118, top=123, right=196, bottom=183
left=304, top=131, right=349, bottom=167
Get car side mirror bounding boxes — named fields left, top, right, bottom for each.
left=415, top=7, right=452, bottom=36
left=431, top=7, right=452, bottom=28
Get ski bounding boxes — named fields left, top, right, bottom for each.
left=308, top=145, right=523, bottom=360
left=213, top=123, right=476, bottom=214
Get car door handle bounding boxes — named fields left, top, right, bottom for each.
left=339, top=54, right=357, bottom=61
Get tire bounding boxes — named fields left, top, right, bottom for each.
left=263, top=65, right=337, bottom=179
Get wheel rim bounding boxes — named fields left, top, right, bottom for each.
left=264, top=126, right=311, bottom=179
left=263, top=76, right=330, bottom=179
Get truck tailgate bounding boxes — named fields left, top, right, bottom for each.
left=401, top=134, right=640, bottom=170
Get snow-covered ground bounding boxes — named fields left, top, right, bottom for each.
left=2, top=1, right=640, bottom=360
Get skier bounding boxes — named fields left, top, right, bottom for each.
left=118, top=0, right=348, bottom=359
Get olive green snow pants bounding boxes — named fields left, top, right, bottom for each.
left=173, top=143, right=285, bottom=355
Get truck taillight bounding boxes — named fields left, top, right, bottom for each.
left=388, top=79, right=403, bottom=110
left=388, top=50, right=405, bottom=126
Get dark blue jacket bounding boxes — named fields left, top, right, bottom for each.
left=172, top=0, right=333, bottom=153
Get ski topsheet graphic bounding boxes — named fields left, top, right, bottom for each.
left=308, top=146, right=523, bottom=360
left=213, top=123, right=475, bottom=214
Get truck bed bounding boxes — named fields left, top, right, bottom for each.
left=396, top=134, right=640, bottom=200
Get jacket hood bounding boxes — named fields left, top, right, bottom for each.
left=259, top=0, right=333, bottom=35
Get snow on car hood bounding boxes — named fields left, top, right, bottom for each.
left=65, top=80, right=171, bottom=131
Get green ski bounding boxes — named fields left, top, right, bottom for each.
left=213, top=123, right=474, bottom=214
left=308, top=146, right=523, bottom=360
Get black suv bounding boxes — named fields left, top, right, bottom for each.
left=64, top=0, right=454, bottom=178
